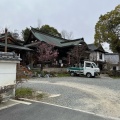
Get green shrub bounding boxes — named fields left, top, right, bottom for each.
left=34, top=71, right=47, bottom=77
left=43, top=71, right=70, bottom=77
left=108, top=70, right=120, bottom=77
left=36, top=93, right=46, bottom=100
left=15, top=88, right=33, bottom=99
left=57, top=73, right=70, bottom=77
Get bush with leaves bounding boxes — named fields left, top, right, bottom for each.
left=15, top=88, right=33, bottom=99
left=108, top=70, right=120, bottom=77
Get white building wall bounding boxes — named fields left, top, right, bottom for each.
left=104, top=54, right=119, bottom=70
left=104, top=54, right=119, bottom=64
left=0, top=61, right=19, bottom=87
left=116, top=66, right=119, bottom=70
left=89, top=52, right=97, bottom=61
left=0, top=52, right=20, bottom=100
left=97, top=52, right=105, bottom=62
left=102, top=53, right=105, bottom=62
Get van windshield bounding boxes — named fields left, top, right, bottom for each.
left=92, top=63, right=97, bottom=68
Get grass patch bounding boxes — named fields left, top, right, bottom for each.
left=15, top=88, right=48, bottom=100
left=57, top=73, right=70, bottom=77
left=111, top=76, right=120, bottom=79
left=15, top=88, right=33, bottom=99
left=36, top=93, right=47, bottom=100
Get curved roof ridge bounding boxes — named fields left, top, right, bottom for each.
left=31, top=27, right=67, bottom=41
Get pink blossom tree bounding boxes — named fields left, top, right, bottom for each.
left=36, top=42, right=58, bottom=71
left=67, top=43, right=89, bottom=66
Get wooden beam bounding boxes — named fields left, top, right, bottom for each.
left=5, top=28, right=8, bottom=52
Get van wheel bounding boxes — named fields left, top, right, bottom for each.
left=86, top=73, right=92, bottom=78
left=70, top=72, right=75, bottom=76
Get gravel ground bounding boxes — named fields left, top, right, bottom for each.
left=21, top=77, right=120, bottom=119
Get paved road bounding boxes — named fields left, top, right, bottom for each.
left=0, top=102, right=116, bottom=120
left=23, top=76, right=120, bottom=91
left=21, top=77, right=120, bottom=119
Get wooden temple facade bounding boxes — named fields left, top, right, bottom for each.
left=0, top=28, right=101, bottom=68
left=23, top=28, right=85, bottom=67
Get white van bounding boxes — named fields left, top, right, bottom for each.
left=67, top=61, right=100, bottom=78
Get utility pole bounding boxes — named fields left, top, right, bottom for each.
left=5, top=28, right=8, bottom=52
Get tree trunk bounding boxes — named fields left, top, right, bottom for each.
left=30, top=61, right=33, bottom=68
left=40, top=63, right=44, bottom=71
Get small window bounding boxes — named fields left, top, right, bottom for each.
left=113, top=66, right=116, bottom=71
left=92, top=63, right=97, bottom=68
left=99, top=53, right=102, bottom=59
left=86, top=63, right=92, bottom=67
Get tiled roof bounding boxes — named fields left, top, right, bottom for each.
left=0, top=33, right=23, bottom=46
left=0, top=32, right=31, bottom=51
left=88, top=43, right=105, bottom=52
left=29, top=28, right=84, bottom=47
left=0, top=52, right=21, bottom=61
left=105, top=53, right=118, bottom=55
left=87, top=44, right=98, bottom=51
left=0, top=42, right=32, bottom=51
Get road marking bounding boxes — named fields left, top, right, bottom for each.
left=10, top=99, right=32, bottom=105
left=19, top=98, right=119, bottom=120
left=49, top=94, right=61, bottom=98
left=0, top=102, right=19, bottom=111
left=29, top=81, right=49, bottom=84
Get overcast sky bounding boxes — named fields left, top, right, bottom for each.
left=0, top=0, right=119, bottom=46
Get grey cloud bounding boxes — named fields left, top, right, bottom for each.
left=0, top=0, right=119, bottom=44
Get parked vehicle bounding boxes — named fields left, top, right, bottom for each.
left=67, top=61, right=100, bottom=78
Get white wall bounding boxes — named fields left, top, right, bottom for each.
left=104, top=54, right=119, bottom=70
left=116, top=66, right=119, bottom=70
left=0, top=61, right=19, bottom=87
left=97, top=52, right=105, bottom=62
left=104, top=54, right=119, bottom=64
left=90, top=51, right=105, bottom=62
left=89, top=52, right=97, bottom=61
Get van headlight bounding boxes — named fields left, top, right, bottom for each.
left=94, top=69, right=99, bottom=72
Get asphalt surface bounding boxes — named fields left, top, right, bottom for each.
left=24, top=76, right=120, bottom=91
left=21, top=77, right=120, bottom=108
left=20, top=77, right=120, bottom=119
left=0, top=102, right=116, bottom=120
left=22, top=78, right=95, bottom=108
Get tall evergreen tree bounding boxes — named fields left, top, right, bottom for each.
left=94, top=5, right=120, bottom=68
